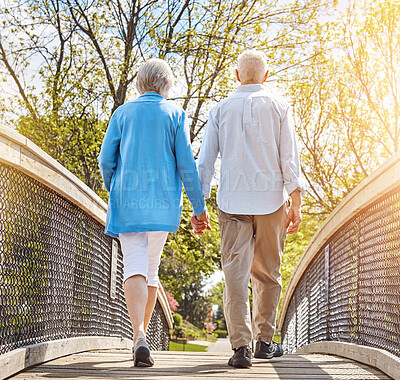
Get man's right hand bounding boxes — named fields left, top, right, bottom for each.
left=191, top=211, right=211, bottom=235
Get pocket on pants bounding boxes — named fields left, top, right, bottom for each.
left=219, top=213, right=253, bottom=265
left=220, top=220, right=241, bottom=265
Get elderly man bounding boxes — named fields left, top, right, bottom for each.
left=195, top=50, right=305, bottom=368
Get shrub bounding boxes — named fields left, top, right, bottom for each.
left=214, top=329, right=228, bottom=338
left=172, top=312, right=183, bottom=327
left=173, top=326, right=186, bottom=338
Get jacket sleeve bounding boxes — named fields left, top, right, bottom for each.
left=279, top=106, right=306, bottom=196
left=197, top=109, right=219, bottom=199
left=175, top=111, right=207, bottom=215
left=98, top=110, right=121, bottom=193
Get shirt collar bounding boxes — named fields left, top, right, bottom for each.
left=236, top=84, right=265, bottom=93
left=138, top=91, right=164, bottom=99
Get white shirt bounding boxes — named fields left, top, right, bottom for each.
left=197, top=84, right=305, bottom=215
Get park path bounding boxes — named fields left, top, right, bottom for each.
left=11, top=348, right=390, bottom=379
left=206, top=338, right=231, bottom=353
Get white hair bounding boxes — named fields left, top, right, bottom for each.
left=136, top=58, right=174, bottom=98
left=237, top=50, right=268, bottom=84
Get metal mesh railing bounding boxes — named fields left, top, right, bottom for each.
left=281, top=185, right=400, bottom=357
left=0, top=162, right=169, bottom=354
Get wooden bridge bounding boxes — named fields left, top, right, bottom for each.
left=1, top=126, right=400, bottom=380
left=5, top=346, right=393, bottom=379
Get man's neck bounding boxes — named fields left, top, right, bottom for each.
left=240, top=82, right=263, bottom=85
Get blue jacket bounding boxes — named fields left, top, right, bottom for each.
left=98, top=92, right=206, bottom=237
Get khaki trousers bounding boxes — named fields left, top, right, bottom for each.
left=219, top=204, right=287, bottom=349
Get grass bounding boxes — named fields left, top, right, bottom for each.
left=169, top=341, right=207, bottom=352
left=192, top=334, right=217, bottom=342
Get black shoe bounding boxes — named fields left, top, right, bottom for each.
left=273, top=341, right=284, bottom=357
left=254, top=340, right=283, bottom=359
left=133, top=338, right=154, bottom=367
left=228, top=346, right=252, bottom=368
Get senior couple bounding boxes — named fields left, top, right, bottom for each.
left=98, top=50, right=304, bottom=368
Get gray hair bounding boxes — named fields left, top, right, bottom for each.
left=136, top=58, right=174, bottom=98
left=237, top=50, right=268, bottom=84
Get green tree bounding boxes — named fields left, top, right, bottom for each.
left=279, top=0, right=400, bottom=312
left=285, top=0, right=399, bottom=218
left=155, top=0, right=334, bottom=144
left=0, top=0, right=109, bottom=195
left=207, top=280, right=226, bottom=330
left=343, top=0, right=400, bottom=155
left=208, top=280, right=224, bottom=308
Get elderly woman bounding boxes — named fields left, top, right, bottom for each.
left=98, top=58, right=209, bottom=367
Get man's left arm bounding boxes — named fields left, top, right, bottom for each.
left=280, top=107, right=306, bottom=234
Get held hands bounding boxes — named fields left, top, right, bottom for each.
left=191, top=211, right=211, bottom=235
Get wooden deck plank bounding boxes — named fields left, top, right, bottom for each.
left=11, top=349, right=391, bottom=380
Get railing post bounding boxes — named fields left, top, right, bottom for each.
left=307, top=271, right=310, bottom=345
left=110, top=240, right=118, bottom=300
left=324, top=245, right=330, bottom=341
left=355, top=215, right=361, bottom=346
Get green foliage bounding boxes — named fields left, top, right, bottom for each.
left=173, top=326, right=186, bottom=338
left=207, top=281, right=227, bottom=331
left=1, top=0, right=333, bottom=146
left=214, top=330, right=228, bottom=338
left=170, top=319, right=217, bottom=342
left=288, top=0, right=400, bottom=217
left=172, top=312, right=183, bottom=327
left=182, top=319, right=202, bottom=331
left=185, top=330, right=196, bottom=339
left=279, top=0, right=400, bottom=313
left=274, top=332, right=282, bottom=343
left=207, top=280, right=224, bottom=307
left=17, top=114, right=108, bottom=199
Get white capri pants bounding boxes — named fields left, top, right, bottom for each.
left=119, top=231, right=168, bottom=287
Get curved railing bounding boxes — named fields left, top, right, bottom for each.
left=278, top=151, right=400, bottom=379
left=0, top=126, right=173, bottom=378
